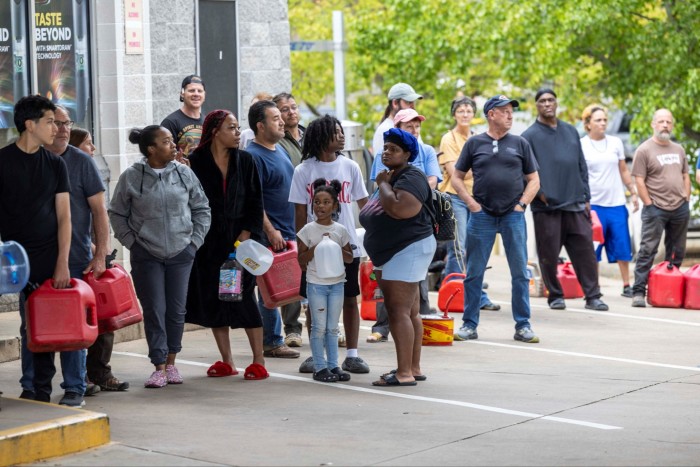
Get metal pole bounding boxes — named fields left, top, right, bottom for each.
left=332, top=10, right=346, bottom=121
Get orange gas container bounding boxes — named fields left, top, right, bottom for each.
left=359, top=260, right=382, bottom=320
left=683, top=264, right=700, bottom=310
left=647, top=261, right=684, bottom=308
left=89, top=265, right=143, bottom=334
left=546, top=262, right=584, bottom=299
left=590, top=210, right=604, bottom=245
left=438, top=273, right=465, bottom=313
left=26, top=278, right=98, bottom=352
left=257, top=241, right=303, bottom=309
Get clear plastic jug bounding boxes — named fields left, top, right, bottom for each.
left=0, top=241, right=30, bottom=294
left=234, top=239, right=273, bottom=276
left=314, top=235, right=345, bottom=279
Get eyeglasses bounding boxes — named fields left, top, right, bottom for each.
left=492, top=140, right=498, bottom=154
left=55, top=120, right=74, bottom=129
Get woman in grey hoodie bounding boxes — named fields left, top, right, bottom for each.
left=109, top=125, right=211, bottom=388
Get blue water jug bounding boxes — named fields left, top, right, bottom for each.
left=0, top=241, right=30, bottom=294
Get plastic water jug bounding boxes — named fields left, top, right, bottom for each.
left=437, top=273, right=465, bottom=313
left=360, top=260, right=383, bottom=320
left=527, top=261, right=545, bottom=297
left=647, top=261, right=684, bottom=308
left=26, top=278, right=98, bottom=352
left=234, top=239, right=272, bottom=276
left=83, top=263, right=143, bottom=333
left=590, top=210, right=604, bottom=246
left=257, top=241, right=302, bottom=308
left=0, top=241, right=30, bottom=294
left=683, top=264, right=700, bottom=310
left=219, top=252, right=244, bottom=302
left=314, top=234, right=345, bottom=279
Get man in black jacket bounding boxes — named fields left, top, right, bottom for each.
left=522, top=88, right=608, bottom=311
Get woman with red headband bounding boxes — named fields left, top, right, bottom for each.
left=185, top=109, right=268, bottom=380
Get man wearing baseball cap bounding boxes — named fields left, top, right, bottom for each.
left=161, top=74, right=206, bottom=158
left=522, top=88, right=609, bottom=312
left=452, top=95, right=541, bottom=344
left=371, top=83, right=423, bottom=157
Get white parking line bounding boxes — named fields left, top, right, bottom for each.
left=113, top=350, right=622, bottom=431
left=466, top=341, right=700, bottom=371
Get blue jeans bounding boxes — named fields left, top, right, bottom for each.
left=462, top=210, right=531, bottom=331
left=20, top=265, right=88, bottom=396
left=307, top=282, right=344, bottom=372
left=444, top=194, right=491, bottom=307
left=257, top=292, right=285, bottom=349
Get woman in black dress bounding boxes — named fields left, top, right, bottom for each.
left=186, top=109, right=268, bottom=380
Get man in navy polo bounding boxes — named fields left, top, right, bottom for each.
left=451, top=95, right=541, bottom=343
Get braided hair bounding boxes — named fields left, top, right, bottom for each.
left=301, top=114, right=344, bottom=162
left=312, top=178, right=342, bottom=215
left=196, top=109, right=232, bottom=151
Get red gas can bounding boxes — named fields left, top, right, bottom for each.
left=26, top=278, right=98, bottom=352
left=438, top=273, right=465, bottom=313
left=359, top=260, right=382, bottom=320
left=647, top=261, right=684, bottom=308
left=683, top=264, right=700, bottom=310
left=257, top=241, right=303, bottom=309
left=546, top=262, right=584, bottom=299
left=88, top=264, right=143, bottom=334
left=590, top=210, right=604, bottom=245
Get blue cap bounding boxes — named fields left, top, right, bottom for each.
left=383, top=128, right=419, bottom=162
left=483, top=95, right=519, bottom=116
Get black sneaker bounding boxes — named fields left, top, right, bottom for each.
left=19, top=389, right=35, bottom=400
left=85, top=382, right=101, bottom=397
left=341, top=357, right=370, bottom=374
left=59, top=391, right=85, bottom=408
left=621, top=286, right=633, bottom=298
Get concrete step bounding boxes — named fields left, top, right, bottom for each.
left=0, top=396, right=110, bottom=465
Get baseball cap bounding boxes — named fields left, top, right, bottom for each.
left=383, top=127, right=419, bottom=163
left=483, top=95, right=519, bottom=116
left=180, top=75, right=205, bottom=102
left=393, top=109, right=426, bottom=126
left=387, top=83, right=423, bottom=102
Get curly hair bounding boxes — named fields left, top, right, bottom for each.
left=301, top=114, right=344, bottom=162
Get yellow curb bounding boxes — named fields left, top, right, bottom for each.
left=0, top=399, right=110, bottom=466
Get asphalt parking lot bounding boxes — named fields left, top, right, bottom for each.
left=2, top=254, right=700, bottom=466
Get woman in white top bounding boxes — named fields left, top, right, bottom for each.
left=581, top=104, right=639, bottom=297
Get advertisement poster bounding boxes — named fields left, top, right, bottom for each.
left=35, top=0, right=90, bottom=122
left=0, top=0, right=29, bottom=129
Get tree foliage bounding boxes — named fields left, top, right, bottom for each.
left=289, top=0, right=700, bottom=163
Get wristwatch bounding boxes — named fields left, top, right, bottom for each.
left=517, top=201, right=527, bottom=210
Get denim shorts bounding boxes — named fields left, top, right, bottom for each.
left=376, top=235, right=437, bottom=282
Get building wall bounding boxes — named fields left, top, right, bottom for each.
left=92, top=0, right=292, bottom=260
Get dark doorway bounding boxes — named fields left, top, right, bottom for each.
left=198, top=0, right=239, bottom=116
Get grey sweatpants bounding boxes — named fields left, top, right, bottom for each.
left=130, top=242, right=195, bottom=366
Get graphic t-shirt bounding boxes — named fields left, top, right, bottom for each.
left=0, top=143, right=71, bottom=283
left=161, top=109, right=204, bottom=156
left=631, top=138, right=688, bottom=211
left=288, top=156, right=369, bottom=257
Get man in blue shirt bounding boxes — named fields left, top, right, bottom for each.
left=247, top=100, right=300, bottom=359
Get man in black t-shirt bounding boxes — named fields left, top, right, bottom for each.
left=451, top=95, right=541, bottom=344
left=161, top=74, right=206, bottom=159
left=0, top=95, right=72, bottom=403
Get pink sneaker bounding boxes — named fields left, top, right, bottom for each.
left=144, top=370, right=167, bottom=388
left=165, top=365, right=183, bottom=384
